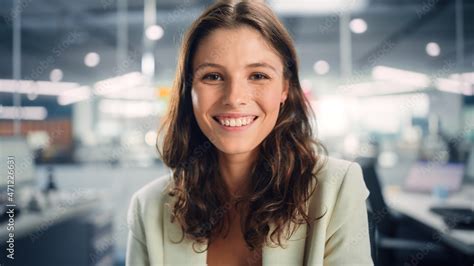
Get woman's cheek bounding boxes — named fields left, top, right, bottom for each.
left=258, top=90, right=283, bottom=111
left=254, top=81, right=284, bottom=101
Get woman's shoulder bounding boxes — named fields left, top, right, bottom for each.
left=308, top=157, right=373, bottom=265
left=126, top=172, right=174, bottom=252
left=314, top=156, right=369, bottom=201
left=316, top=156, right=354, bottom=177
left=130, top=172, right=173, bottom=207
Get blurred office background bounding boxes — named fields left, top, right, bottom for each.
left=0, top=0, right=473, bottom=265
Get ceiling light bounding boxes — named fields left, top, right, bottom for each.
left=350, top=18, right=367, bottom=34
left=146, top=25, right=164, bottom=41
left=372, top=66, right=431, bottom=88
left=94, top=72, right=146, bottom=96
left=268, top=0, right=368, bottom=15
left=84, top=52, right=100, bottom=67
left=0, top=79, right=80, bottom=96
left=49, top=68, right=63, bottom=82
left=58, top=86, right=92, bottom=105
left=313, top=60, right=330, bottom=75
left=145, top=130, right=157, bottom=146
left=425, top=42, right=441, bottom=57
left=0, top=106, right=47, bottom=120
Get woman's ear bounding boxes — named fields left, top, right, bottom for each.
left=281, top=79, right=289, bottom=103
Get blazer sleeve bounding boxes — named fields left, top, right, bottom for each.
left=324, top=162, right=374, bottom=266
left=126, top=193, right=150, bottom=266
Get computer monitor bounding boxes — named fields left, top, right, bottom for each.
left=465, top=144, right=474, bottom=183
left=0, top=136, right=36, bottom=192
left=403, top=161, right=465, bottom=193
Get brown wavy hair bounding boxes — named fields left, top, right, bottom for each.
left=157, top=0, right=327, bottom=251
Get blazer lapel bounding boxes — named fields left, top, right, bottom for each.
left=163, top=198, right=208, bottom=265
left=262, top=222, right=308, bottom=266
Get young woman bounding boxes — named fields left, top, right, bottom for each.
left=126, top=1, right=372, bottom=265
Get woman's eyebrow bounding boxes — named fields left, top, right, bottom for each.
left=194, top=63, right=224, bottom=73
left=245, top=62, right=278, bottom=73
left=194, top=62, right=279, bottom=74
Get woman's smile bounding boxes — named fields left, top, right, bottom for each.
left=212, top=114, right=259, bottom=132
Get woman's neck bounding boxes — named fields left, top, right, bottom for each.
left=217, top=148, right=259, bottom=197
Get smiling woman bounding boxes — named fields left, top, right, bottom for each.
left=126, top=1, right=373, bottom=266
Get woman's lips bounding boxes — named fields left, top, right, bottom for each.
left=212, top=115, right=258, bottom=131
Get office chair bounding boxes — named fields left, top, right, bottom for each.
left=356, top=156, right=453, bottom=266
left=367, top=209, right=378, bottom=264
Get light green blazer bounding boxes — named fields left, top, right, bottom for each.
left=126, top=156, right=373, bottom=265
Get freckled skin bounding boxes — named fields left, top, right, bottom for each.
left=191, top=26, right=288, bottom=266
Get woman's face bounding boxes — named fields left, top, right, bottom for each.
left=191, top=26, right=288, bottom=156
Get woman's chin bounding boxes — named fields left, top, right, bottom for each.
left=215, top=143, right=256, bottom=156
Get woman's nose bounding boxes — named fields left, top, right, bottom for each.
left=221, top=78, right=251, bottom=107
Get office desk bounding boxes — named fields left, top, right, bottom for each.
left=0, top=197, right=96, bottom=240
left=0, top=190, right=115, bottom=266
left=384, top=185, right=474, bottom=256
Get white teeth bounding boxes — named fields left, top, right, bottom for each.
left=217, top=116, right=255, bottom=127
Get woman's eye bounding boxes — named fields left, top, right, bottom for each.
left=250, top=73, right=270, bottom=80
left=202, top=73, right=223, bottom=81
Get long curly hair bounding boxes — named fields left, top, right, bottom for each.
left=157, top=0, right=327, bottom=251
